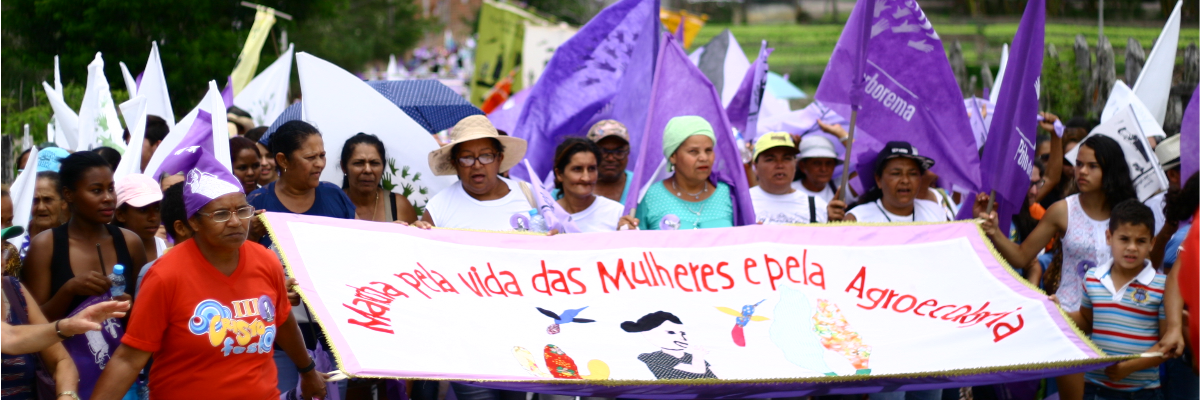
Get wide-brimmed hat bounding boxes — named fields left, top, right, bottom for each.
left=428, top=115, right=527, bottom=176
left=1155, top=134, right=1180, bottom=170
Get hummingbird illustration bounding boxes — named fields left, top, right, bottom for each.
left=716, top=300, right=770, bottom=347
left=536, top=306, right=595, bottom=335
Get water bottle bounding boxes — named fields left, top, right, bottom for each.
left=528, top=210, right=547, bottom=233
left=109, top=264, right=126, bottom=297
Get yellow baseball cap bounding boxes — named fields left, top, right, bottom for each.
left=753, top=132, right=799, bottom=162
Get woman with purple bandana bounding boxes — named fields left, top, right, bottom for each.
left=91, top=148, right=326, bottom=400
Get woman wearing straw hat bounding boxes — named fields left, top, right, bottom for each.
left=410, top=114, right=532, bottom=400
left=636, top=116, right=734, bottom=230
left=412, top=115, right=534, bottom=232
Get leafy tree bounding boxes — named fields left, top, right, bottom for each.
left=1, top=0, right=429, bottom=124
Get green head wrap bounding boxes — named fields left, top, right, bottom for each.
left=662, top=116, right=717, bottom=159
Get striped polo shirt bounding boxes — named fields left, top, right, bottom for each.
left=1081, top=260, right=1165, bottom=391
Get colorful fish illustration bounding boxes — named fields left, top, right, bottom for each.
left=716, top=300, right=770, bottom=347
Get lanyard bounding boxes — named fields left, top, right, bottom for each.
left=875, top=200, right=915, bottom=222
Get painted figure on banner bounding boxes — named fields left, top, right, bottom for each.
left=621, top=311, right=718, bottom=379
left=511, top=345, right=610, bottom=380
left=715, top=300, right=769, bottom=347
left=537, top=306, right=596, bottom=334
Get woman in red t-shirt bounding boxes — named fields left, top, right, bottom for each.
left=90, top=149, right=326, bottom=400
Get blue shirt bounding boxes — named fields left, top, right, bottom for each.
left=637, top=181, right=733, bottom=230
left=247, top=181, right=356, bottom=248
left=1163, top=222, right=1191, bottom=271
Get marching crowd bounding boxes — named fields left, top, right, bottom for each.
left=0, top=100, right=1197, bottom=400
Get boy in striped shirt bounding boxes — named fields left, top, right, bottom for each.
left=1055, top=200, right=1167, bottom=399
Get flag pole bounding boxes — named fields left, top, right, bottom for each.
left=837, top=109, right=857, bottom=202
left=985, top=189, right=996, bottom=216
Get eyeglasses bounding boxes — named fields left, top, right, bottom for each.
left=1031, top=179, right=1046, bottom=189
left=197, top=205, right=255, bottom=223
left=599, top=148, right=630, bottom=159
left=457, top=153, right=498, bottom=167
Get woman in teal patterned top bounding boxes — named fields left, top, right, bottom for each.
left=637, top=116, right=734, bottom=230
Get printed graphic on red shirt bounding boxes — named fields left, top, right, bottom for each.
left=189, top=295, right=279, bottom=356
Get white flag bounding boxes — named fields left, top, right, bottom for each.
left=77, top=53, right=127, bottom=151
left=297, top=52, right=454, bottom=208
left=114, top=96, right=149, bottom=181
left=141, top=42, right=176, bottom=127
left=8, top=147, right=39, bottom=249
left=1067, top=105, right=1168, bottom=201
left=234, top=44, right=294, bottom=127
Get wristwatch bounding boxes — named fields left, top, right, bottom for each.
left=58, top=391, right=80, bottom=400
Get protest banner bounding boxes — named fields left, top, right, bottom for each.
left=263, top=213, right=1128, bottom=397
left=230, top=6, right=276, bottom=95
left=522, top=23, right=577, bottom=88
left=1067, top=105, right=1169, bottom=202
left=470, top=0, right=550, bottom=106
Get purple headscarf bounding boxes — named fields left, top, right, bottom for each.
left=168, top=147, right=244, bottom=218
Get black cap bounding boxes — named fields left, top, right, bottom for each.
left=877, top=141, right=935, bottom=171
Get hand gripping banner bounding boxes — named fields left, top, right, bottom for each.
left=262, top=213, right=1131, bottom=398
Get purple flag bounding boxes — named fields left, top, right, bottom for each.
left=524, top=161, right=582, bottom=233
left=979, top=0, right=1044, bottom=235
left=510, top=0, right=659, bottom=183
left=815, top=0, right=980, bottom=194
left=61, top=294, right=124, bottom=400
left=1181, top=85, right=1199, bottom=181
left=157, top=110, right=217, bottom=177
left=726, top=41, right=772, bottom=138
left=626, top=33, right=755, bottom=226
left=221, top=76, right=235, bottom=109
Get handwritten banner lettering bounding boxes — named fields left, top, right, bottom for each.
left=263, top=213, right=1125, bottom=397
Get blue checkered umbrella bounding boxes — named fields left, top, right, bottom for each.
left=260, top=80, right=481, bottom=145
left=366, top=80, right=482, bottom=133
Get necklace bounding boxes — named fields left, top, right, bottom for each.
left=685, top=202, right=705, bottom=229
left=372, top=188, right=381, bottom=221
left=672, top=178, right=707, bottom=200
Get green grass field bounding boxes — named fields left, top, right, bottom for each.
left=692, top=21, right=1192, bottom=96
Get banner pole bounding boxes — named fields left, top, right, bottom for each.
left=837, top=109, right=858, bottom=202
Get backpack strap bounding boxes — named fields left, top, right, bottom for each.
left=808, top=196, right=817, bottom=224
left=2, top=276, right=30, bottom=325
left=518, top=181, right=538, bottom=209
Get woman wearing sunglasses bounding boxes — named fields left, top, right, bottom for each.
left=413, top=116, right=532, bottom=232
left=91, top=148, right=326, bottom=400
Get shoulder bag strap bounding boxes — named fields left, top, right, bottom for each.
left=518, top=181, right=538, bottom=209
left=808, top=196, right=817, bottom=224
left=1, top=276, right=29, bottom=325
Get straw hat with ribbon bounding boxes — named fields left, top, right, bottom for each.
left=428, top=115, right=527, bottom=176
